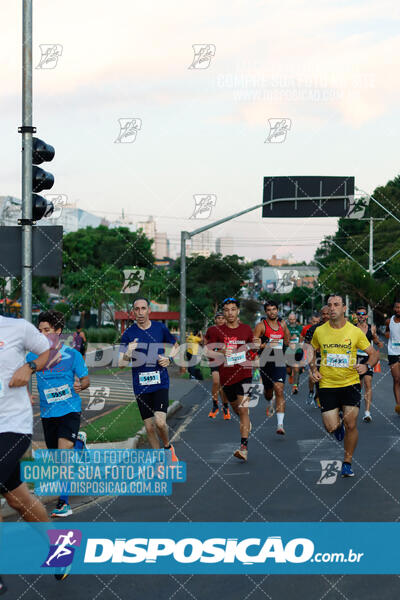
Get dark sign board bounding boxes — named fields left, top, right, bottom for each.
left=0, top=226, right=62, bottom=276
left=262, top=176, right=355, bottom=218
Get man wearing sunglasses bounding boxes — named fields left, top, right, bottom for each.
left=205, top=298, right=253, bottom=461
left=355, top=306, right=383, bottom=422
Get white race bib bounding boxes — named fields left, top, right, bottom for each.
left=326, top=353, right=350, bottom=368
left=139, top=371, right=161, bottom=385
left=226, top=351, right=246, bottom=366
left=44, top=384, right=72, bottom=404
left=270, top=338, right=283, bottom=349
left=0, top=379, right=4, bottom=399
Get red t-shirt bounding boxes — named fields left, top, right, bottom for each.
left=207, top=323, right=254, bottom=386
left=300, top=324, right=312, bottom=338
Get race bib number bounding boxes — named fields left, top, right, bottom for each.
left=270, top=338, right=283, bottom=349
left=139, top=371, right=161, bottom=385
left=226, top=351, right=246, bottom=366
left=290, top=336, right=300, bottom=344
left=393, top=342, right=400, bottom=347
left=326, top=353, right=350, bottom=368
left=0, top=379, right=4, bottom=399
left=44, top=384, right=72, bottom=404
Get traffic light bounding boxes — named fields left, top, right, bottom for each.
left=32, top=137, right=55, bottom=220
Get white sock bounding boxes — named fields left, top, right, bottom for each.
left=277, top=412, right=284, bottom=427
left=364, top=410, right=371, bottom=417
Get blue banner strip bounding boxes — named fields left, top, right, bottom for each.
left=0, top=522, right=399, bottom=574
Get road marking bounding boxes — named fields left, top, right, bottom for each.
left=224, top=472, right=250, bottom=476
left=170, top=405, right=199, bottom=443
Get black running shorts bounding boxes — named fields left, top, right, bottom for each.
left=136, top=388, right=169, bottom=421
left=0, top=432, right=32, bottom=495
left=319, top=384, right=361, bottom=413
left=222, top=378, right=252, bottom=404
left=41, top=412, right=81, bottom=449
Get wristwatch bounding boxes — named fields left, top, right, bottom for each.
left=28, top=361, right=37, bottom=373
left=366, top=363, right=372, bottom=371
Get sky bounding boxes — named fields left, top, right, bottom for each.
left=1, top=0, right=400, bottom=261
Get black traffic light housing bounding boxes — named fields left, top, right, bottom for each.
left=32, top=137, right=55, bottom=220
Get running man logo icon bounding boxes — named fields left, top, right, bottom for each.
left=190, top=195, right=217, bottom=219
left=43, top=194, right=68, bottom=219
left=240, top=383, right=263, bottom=408
left=87, top=386, right=110, bottom=411
left=316, top=460, right=342, bottom=485
left=42, top=529, right=82, bottom=568
left=36, top=44, right=63, bottom=69
left=188, top=44, right=216, bottom=69
left=121, top=268, right=145, bottom=294
left=264, top=118, right=292, bottom=143
left=114, top=118, right=142, bottom=143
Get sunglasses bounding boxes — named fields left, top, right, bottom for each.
left=222, top=297, right=238, bottom=305
left=356, top=312, right=367, bottom=316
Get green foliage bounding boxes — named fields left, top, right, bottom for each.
left=314, top=175, right=400, bottom=319
left=171, top=253, right=249, bottom=330
left=85, top=327, right=119, bottom=344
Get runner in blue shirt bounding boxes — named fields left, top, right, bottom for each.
left=119, top=297, right=179, bottom=461
left=27, top=310, right=90, bottom=517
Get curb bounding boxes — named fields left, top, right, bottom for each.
left=2, top=400, right=183, bottom=519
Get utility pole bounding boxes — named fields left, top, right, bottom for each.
left=368, top=216, right=373, bottom=323
left=21, top=0, right=33, bottom=321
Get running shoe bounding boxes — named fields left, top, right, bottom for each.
left=363, top=414, right=372, bottom=423
left=341, top=463, right=354, bottom=477
left=276, top=426, right=285, bottom=435
left=51, top=500, right=73, bottom=518
left=54, top=564, right=71, bottom=581
left=77, top=431, right=87, bottom=447
left=223, top=408, right=231, bottom=420
left=266, top=403, right=275, bottom=417
left=395, top=405, right=400, bottom=415
left=233, top=445, right=248, bottom=461
left=208, top=406, right=219, bottom=418
left=0, top=575, right=7, bottom=595
left=307, top=391, right=314, bottom=405
left=333, top=422, right=345, bottom=442
left=166, top=444, right=179, bottom=463
left=292, top=385, right=298, bottom=395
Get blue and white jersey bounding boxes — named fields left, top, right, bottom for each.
left=120, top=322, right=176, bottom=396
left=27, top=344, right=88, bottom=418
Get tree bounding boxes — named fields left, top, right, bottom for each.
left=171, top=253, right=250, bottom=330
left=61, top=226, right=154, bottom=325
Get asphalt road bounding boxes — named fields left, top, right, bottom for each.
left=6, top=359, right=400, bottom=599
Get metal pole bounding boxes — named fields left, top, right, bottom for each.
left=368, top=216, right=373, bottom=323
left=21, top=0, right=33, bottom=322
left=180, top=231, right=188, bottom=344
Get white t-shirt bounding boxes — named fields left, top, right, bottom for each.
left=0, top=316, right=49, bottom=434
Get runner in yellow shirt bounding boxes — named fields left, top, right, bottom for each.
left=310, top=294, right=379, bottom=478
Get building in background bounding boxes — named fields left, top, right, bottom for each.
left=216, top=236, right=234, bottom=256
left=268, top=253, right=296, bottom=267
left=189, top=231, right=214, bottom=257
left=0, top=196, right=108, bottom=232
left=251, top=265, right=319, bottom=294
left=137, top=216, right=170, bottom=259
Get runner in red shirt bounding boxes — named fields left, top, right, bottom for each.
left=253, top=301, right=290, bottom=434
left=204, top=312, right=230, bottom=420
left=206, top=298, right=254, bottom=461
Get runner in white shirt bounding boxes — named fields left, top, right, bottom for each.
left=385, top=300, right=400, bottom=414
left=0, top=316, right=52, bottom=593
